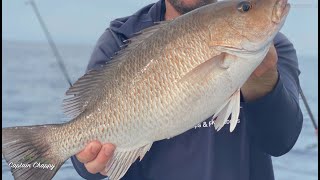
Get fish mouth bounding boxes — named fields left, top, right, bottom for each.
left=272, top=0, right=291, bottom=24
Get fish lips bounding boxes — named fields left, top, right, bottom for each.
left=272, top=0, right=291, bottom=24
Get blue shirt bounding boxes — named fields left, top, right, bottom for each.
left=71, top=1, right=303, bottom=179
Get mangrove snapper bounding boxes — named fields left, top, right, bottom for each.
left=2, top=0, right=290, bottom=179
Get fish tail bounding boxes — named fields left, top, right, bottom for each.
left=2, top=124, right=66, bottom=180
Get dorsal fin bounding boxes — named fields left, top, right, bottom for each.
left=63, top=21, right=171, bottom=119
left=114, top=20, right=171, bottom=60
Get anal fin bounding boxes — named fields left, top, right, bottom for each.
left=103, top=143, right=152, bottom=180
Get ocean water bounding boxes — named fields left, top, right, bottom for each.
left=2, top=40, right=318, bottom=180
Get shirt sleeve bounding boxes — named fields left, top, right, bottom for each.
left=86, top=28, right=122, bottom=71
left=71, top=156, right=108, bottom=180
left=243, top=32, right=303, bottom=157
left=71, top=28, right=123, bottom=180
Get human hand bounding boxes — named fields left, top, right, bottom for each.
left=76, top=141, right=116, bottom=174
left=241, top=44, right=279, bottom=101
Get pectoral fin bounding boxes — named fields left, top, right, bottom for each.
left=179, top=53, right=229, bottom=84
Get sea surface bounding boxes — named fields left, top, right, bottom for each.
left=2, top=40, right=318, bottom=180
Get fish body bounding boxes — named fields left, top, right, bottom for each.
left=2, top=0, right=290, bottom=179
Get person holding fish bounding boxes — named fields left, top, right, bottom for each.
left=69, top=0, right=303, bottom=180
left=2, top=0, right=303, bottom=179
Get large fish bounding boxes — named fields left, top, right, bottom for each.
left=2, top=0, right=290, bottom=179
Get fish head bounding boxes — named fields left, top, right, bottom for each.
left=206, top=0, right=290, bottom=52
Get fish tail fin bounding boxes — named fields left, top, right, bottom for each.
left=2, top=124, right=66, bottom=180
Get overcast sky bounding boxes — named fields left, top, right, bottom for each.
left=2, top=0, right=318, bottom=56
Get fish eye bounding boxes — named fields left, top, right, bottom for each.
left=237, top=1, right=252, bottom=13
